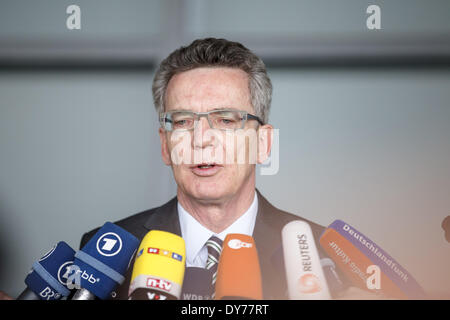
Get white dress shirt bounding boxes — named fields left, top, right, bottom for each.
left=178, top=192, right=258, bottom=268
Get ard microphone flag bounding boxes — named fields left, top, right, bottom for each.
left=215, top=234, right=263, bottom=300
left=319, top=220, right=426, bottom=299
left=71, top=222, right=139, bottom=300
left=282, top=220, right=331, bottom=300
left=19, top=241, right=76, bottom=300
left=129, top=230, right=186, bottom=300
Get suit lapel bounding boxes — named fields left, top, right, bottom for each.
left=113, top=197, right=181, bottom=300
left=142, top=196, right=182, bottom=236
left=253, top=190, right=289, bottom=299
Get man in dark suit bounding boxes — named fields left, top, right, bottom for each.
left=80, top=190, right=334, bottom=299
left=0, top=38, right=403, bottom=301
left=79, top=38, right=375, bottom=300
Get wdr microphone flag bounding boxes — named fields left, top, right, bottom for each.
left=320, top=220, right=426, bottom=299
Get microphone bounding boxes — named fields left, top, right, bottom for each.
left=282, top=220, right=331, bottom=299
left=128, top=230, right=186, bottom=300
left=181, top=267, right=214, bottom=300
left=320, top=258, right=346, bottom=294
left=18, top=241, right=76, bottom=300
left=442, top=216, right=450, bottom=243
left=319, top=220, right=427, bottom=299
left=70, top=222, right=139, bottom=300
left=215, top=234, right=262, bottom=300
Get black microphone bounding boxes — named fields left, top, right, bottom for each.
left=181, top=267, right=214, bottom=300
left=320, top=257, right=346, bottom=295
left=442, top=216, right=450, bottom=243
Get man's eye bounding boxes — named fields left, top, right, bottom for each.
left=174, top=119, right=193, bottom=127
left=219, top=118, right=237, bottom=124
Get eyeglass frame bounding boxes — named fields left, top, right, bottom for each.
left=159, top=108, right=265, bottom=131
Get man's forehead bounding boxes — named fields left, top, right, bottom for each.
left=164, top=67, right=253, bottom=112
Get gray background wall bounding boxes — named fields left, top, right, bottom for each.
left=0, top=0, right=449, bottom=298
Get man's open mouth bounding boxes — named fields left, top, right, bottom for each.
left=189, top=163, right=222, bottom=176
left=196, top=164, right=215, bottom=169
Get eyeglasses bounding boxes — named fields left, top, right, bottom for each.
left=159, top=109, right=264, bottom=131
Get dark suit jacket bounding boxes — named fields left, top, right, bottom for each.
left=80, top=190, right=347, bottom=299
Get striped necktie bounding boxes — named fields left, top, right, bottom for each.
left=205, top=235, right=223, bottom=286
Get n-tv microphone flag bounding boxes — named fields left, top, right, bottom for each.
left=19, top=241, right=76, bottom=300
left=72, top=222, right=139, bottom=300
left=129, top=230, right=186, bottom=300
left=215, top=234, right=263, bottom=300
left=282, top=220, right=331, bottom=300
left=320, top=220, right=426, bottom=299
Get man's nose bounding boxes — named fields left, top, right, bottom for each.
left=192, top=116, right=214, bottom=149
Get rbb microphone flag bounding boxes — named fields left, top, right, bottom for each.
left=129, top=230, right=186, bottom=300
left=282, top=220, right=331, bottom=300
left=71, top=222, right=139, bottom=300
left=215, top=234, right=262, bottom=300
left=320, top=220, right=426, bottom=299
left=181, top=267, right=214, bottom=300
left=19, top=241, right=76, bottom=300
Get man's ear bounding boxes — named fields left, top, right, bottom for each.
left=257, top=124, right=273, bottom=164
left=159, top=127, right=172, bottom=166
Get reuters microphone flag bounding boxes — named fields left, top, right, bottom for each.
left=282, top=220, right=331, bottom=300
left=129, top=230, right=186, bottom=300
left=215, top=234, right=263, bottom=300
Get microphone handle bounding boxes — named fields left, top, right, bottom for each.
left=72, top=288, right=96, bottom=300
left=17, top=288, right=40, bottom=300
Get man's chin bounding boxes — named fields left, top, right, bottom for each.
left=181, top=185, right=231, bottom=204
left=192, top=189, right=227, bottom=202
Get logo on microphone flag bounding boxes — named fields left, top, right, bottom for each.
left=96, top=232, right=123, bottom=257
left=148, top=247, right=159, bottom=254
left=298, top=273, right=322, bottom=294
left=172, top=253, right=183, bottom=261
left=147, top=247, right=183, bottom=262
left=227, top=239, right=253, bottom=249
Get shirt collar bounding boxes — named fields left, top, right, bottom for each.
left=178, top=191, right=259, bottom=266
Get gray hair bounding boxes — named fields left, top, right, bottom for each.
left=152, top=38, right=272, bottom=124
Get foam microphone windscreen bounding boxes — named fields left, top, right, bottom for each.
left=22, top=241, right=76, bottom=300
left=215, top=234, right=262, bottom=300
left=129, top=230, right=186, bottom=300
left=320, top=220, right=427, bottom=299
left=282, top=220, right=331, bottom=299
left=181, top=267, right=214, bottom=300
left=72, top=222, right=139, bottom=300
